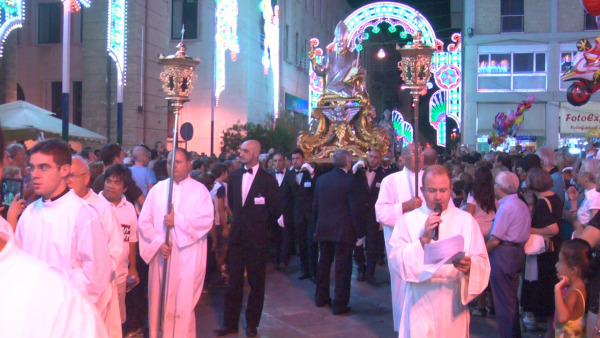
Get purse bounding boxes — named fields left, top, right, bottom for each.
left=524, top=195, right=554, bottom=255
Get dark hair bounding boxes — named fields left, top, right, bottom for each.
left=452, top=180, right=465, bottom=196
left=285, top=153, right=292, bottom=161
left=211, top=162, right=228, bottom=178
left=192, top=159, right=204, bottom=170
left=472, top=167, right=496, bottom=214
left=422, top=165, right=451, bottom=187
left=104, top=164, right=132, bottom=186
left=30, top=139, right=72, bottom=166
left=519, top=154, right=542, bottom=174
left=496, top=153, right=512, bottom=172
left=79, top=147, right=95, bottom=162
left=291, top=148, right=305, bottom=158
left=527, top=167, right=554, bottom=192
left=196, top=172, right=216, bottom=191
left=153, top=159, right=169, bottom=181
left=100, top=143, right=122, bottom=165
left=561, top=239, right=593, bottom=279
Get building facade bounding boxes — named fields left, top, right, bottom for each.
left=463, top=0, right=600, bottom=151
left=0, top=0, right=350, bottom=154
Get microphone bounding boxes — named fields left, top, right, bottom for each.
left=431, top=203, right=442, bottom=241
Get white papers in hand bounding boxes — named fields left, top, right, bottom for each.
left=423, top=234, right=465, bottom=274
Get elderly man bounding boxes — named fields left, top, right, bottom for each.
left=486, top=171, right=531, bottom=338
left=568, top=159, right=600, bottom=237
left=388, top=165, right=490, bottom=337
left=536, top=147, right=564, bottom=203
left=138, top=148, right=214, bottom=338
left=375, top=144, right=423, bottom=331
left=130, top=146, right=157, bottom=197
left=215, top=140, right=282, bottom=337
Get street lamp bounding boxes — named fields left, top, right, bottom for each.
left=397, top=31, right=434, bottom=196
left=157, top=41, right=200, bottom=333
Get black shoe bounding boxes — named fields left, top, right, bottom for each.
left=357, top=271, right=366, bottom=282
left=245, top=327, right=257, bottom=337
left=214, top=327, right=238, bottom=336
left=298, top=273, right=312, bottom=280
left=333, top=306, right=352, bottom=315
left=315, top=298, right=332, bottom=307
left=366, top=275, right=378, bottom=286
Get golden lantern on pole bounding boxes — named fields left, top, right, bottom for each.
left=157, top=40, right=200, bottom=333
left=397, top=31, right=434, bottom=196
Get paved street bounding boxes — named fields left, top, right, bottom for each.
left=195, top=255, right=540, bottom=337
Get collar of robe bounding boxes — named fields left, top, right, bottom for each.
left=42, top=187, right=70, bottom=203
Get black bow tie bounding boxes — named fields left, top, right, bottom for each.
left=242, top=167, right=253, bottom=174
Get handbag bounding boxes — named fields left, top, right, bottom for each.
left=524, top=195, right=554, bottom=255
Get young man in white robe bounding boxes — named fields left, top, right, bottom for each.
left=138, top=148, right=214, bottom=338
left=68, top=155, right=124, bottom=338
left=389, top=165, right=490, bottom=337
left=374, top=144, right=423, bottom=331
left=15, top=139, right=113, bottom=308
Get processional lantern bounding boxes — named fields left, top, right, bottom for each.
left=397, top=31, right=434, bottom=197
left=157, top=41, right=200, bottom=333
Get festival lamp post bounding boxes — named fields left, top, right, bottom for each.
left=158, top=41, right=200, bottom=333
left=397, top=31, right=434, bottom=196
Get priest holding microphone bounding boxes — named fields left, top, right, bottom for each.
left=388, top=165, right=490, bottom=337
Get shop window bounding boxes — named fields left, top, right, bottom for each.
left=478, top=52, right=546, bottom=91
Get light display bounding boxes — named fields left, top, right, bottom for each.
left=215, top=0, right=240, bottom=105
left=430, top=32, right=462, bottom=147
left=64, top=0, right=90, bottom=12
left=259, top=0, right=279, bottom=118
left=107, top=0, right=127, bottom=84
left=308, top=38, right=323, bottom=124
left=391, top=109, right=413, bottom=148
left=0, top=0, right=24, bottom=57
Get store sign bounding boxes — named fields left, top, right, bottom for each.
left=560, top=102, right=600, bottom=134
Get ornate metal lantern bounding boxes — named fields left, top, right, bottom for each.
left=397, top=31, right=434, bottom=196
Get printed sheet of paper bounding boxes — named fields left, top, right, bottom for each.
left=423, top=234, right=465, bottom=275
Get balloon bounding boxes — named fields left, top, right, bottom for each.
left=582, top=0, right=600, bottom=16
left=500, top=121, right=507, bottom=131
left=515, top=116, right=524, bottom=125
left=507, top=110, right=516, bottom=122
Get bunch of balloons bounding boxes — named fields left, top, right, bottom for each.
left=488, top=94, right=535, bottom=147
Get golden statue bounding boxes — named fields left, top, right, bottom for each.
left=298, top=21, right=389, bottom=161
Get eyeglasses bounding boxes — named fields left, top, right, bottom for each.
left=68, top=172, right=88, bottom=179
left=26, top=164, right=61, bottom=173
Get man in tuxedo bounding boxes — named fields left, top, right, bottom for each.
left=352, top=149, right=386, bottom=284
left=271, top=153, right=291, bottom=271
left=215, top=140, right=282, bottom=337
left=313, top=150, right=364, bottom=315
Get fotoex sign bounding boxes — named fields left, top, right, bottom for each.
left=560, top=102, right=600, bottom=134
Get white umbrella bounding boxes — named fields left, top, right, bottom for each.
left=0, top=100, right=107, bottom=142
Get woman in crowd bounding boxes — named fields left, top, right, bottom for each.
left=567, top=159, right=600, bottom=238
left=521, top=168, right=563, bottom=337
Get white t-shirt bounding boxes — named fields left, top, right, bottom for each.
left=100, top=192, right=138, bottom=284
left=578, top=188, right=600, bottom=225
left=467, top=193, right=496, bottom=238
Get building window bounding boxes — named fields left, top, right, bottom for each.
left=295, top=32, right=299, bottom=65
left=585, top=12, right=598, bottom=30
left=284, top=24, right=289, bottom=60
left=51, top=81, right=63, bottom=118
left=172, top=0, right=197, bottom=40
left=478, top=52, right=546, bottom=91
left=38, top=3, right=62, bottom=44
left=501, top=0, right=524, bottom=33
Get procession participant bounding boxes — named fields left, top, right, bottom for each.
left=271, top=152, right=292, bottom=271
left=138, top=148, right=214, bottom=338
left=313, top=150, right=364, bottom=315
left=68, top=156, right=123, bottom=337
left=215, top=140, right=282, bottom=337
left=374, top=143, right=423, bottom=331
left=352, top=149, right=386, bottom=284
left=99, top=164, right=140, bottom=332
left=388, top=165, right=490, bottom=337
left=15, top=139, right=112, bottom=307
left=209, top=162, right=230, bottom=285
left=281, top=148, right=317, bottom=281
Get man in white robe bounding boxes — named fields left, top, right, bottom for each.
left=138, top=148, right=214, bottom=338
left=68, top=156, right=123, bottom=337
left=389, top=165, right=490, bottom=337
left=15, top=139, right=112, bottom=307
left=374, top=144, right=423, bottom=331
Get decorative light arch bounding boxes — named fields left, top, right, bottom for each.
left=64, top=0, right=90, bottom=12
left=0, top=0, right=25, bottom=57
left=392, top=109, right=413, bottom=148
left=260, top=0, right=279, bottom=118
left=107, top=0, right=127, bottom=84
left=214, top=0, right=240, bottom=105
left=342, top=2, right=443, bottom=51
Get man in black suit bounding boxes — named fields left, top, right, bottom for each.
left=214, top=140, right=282, bottom=337
left=281, top=148, right=318, bottom=281
left=313, top=150, right=365, bottom=315
left=352, top=149, right=386, bottom=284
left=270, top=152, right=291, bottom=271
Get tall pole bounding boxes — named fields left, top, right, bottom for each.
left=412, top=93, right=420, bottom=197
left=61, top=2, right=71, bottom=142
left=117, top=71, right=123, bottom=144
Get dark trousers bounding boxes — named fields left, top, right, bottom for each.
left=353, top=219, right=380, bottom=276
left=123, top=247, right=148, bottom=333
left=223, top=245, right=267, bottom=330
left=296, top=218, right=318, bottom=276
left=490, top=245, right=525, bottom=338
left=315, top=241, right=354, bottom=311
left=273, top=225, right=290, bottom=266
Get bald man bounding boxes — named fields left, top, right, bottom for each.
left=130, top=146, right=156, bottom=197
left=215, top=140, right=282, bottom=337
left=68, top=156, right=123, bottom=337
left=422, top=147, right=438, bottom=170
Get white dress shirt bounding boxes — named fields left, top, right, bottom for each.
left=242, top=163, right=260, bottom=206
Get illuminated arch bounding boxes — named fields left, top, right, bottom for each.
left=0, top=0, right=25, bottom=57
left=343, top=2, right=442, bottom=51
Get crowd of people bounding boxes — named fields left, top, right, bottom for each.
left=3, top=130, right=600, bottom=337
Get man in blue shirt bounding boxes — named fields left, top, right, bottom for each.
left=129, top=146, right=157, bottom=197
